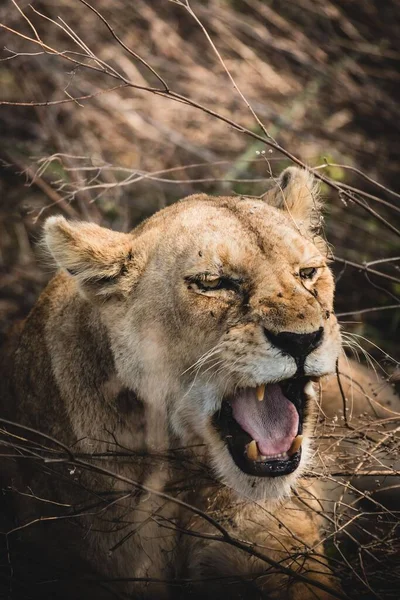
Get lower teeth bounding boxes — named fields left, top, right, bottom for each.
left=245, top=441, right=290, bottom=462
left=257, top=452, right=288, bottom=461
left=245, top=435, right=304, bottom=461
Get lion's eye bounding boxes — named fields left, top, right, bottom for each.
left=186, top=274, right=240, bottom=293
left=198, top=277, right=237, bottom=291
left=299, top=267, right=318, bottom=280
left=202, top=278, right=223, bottom=289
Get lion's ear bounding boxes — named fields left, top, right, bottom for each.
left=262, top=167, right=322, bottom=231
left=44, top=216, right=141, bottom=297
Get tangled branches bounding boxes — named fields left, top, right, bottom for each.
left=0, top=1, right=399, bottom=598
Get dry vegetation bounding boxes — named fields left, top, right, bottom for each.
left=0, top=0, right=399, bottom=598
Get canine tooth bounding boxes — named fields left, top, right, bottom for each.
left=304, top=381, right=316, bottom=398
left=256, top=384, right=265, bottom=402
left=288, top=435, right=303, bottom=456
left=247, top=440, right=259, bottom=461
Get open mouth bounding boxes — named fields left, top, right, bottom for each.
left=213, top=378, right=315, bottom=477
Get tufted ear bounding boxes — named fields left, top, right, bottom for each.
left=262, top=167, right=322, bottom=232
left=43, top=216, right=141, bottom=297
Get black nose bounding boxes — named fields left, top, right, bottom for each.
left=265, top=327, right=323, bottom=358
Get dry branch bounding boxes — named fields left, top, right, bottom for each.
left=0, top=1, right=399, bottom=599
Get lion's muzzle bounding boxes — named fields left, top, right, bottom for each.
left=213, top=378, right=316, bottom=477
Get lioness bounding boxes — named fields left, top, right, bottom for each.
left=1, top=167, right=346, bottom=599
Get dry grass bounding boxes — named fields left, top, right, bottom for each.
left=0, top=0, right=399, bottom=355
left=0, top=1, right=399, bottom=598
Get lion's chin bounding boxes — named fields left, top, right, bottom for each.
left=212, top=376, right=316, bottom=478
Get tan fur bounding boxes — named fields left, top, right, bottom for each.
left=1, top=168, right=348, bottom=599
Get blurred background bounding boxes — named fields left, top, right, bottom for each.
left=0, top=0, right=399, bottom=368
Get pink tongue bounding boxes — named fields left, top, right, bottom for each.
left=230, top=384, right=299, bottom=456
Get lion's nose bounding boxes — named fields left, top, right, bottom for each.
left=264, top=327, right=323, bottom=358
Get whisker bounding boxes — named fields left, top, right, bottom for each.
left=180, top=344, right=223, bottom=376
left=345, top=332, right=398, bottom=366
left=341, top=333, right=382, bottom=377
left=202, top=359, right=227, bottom=377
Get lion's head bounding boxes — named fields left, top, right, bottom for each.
left=44, top=167, right=341, bottom=500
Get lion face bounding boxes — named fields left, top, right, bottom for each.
left=44, top=168, right=341, bottom=501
